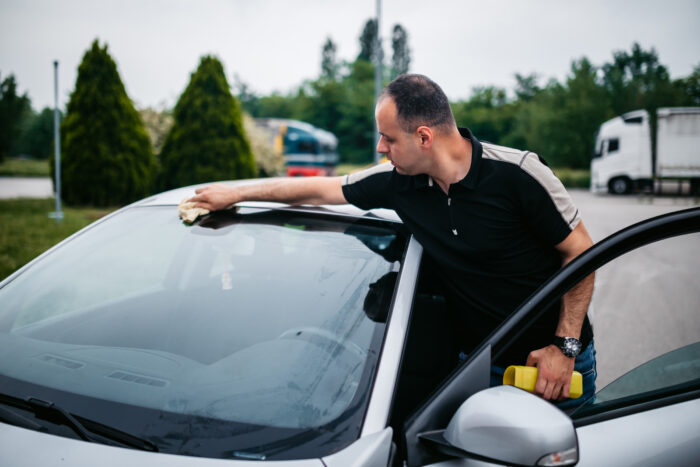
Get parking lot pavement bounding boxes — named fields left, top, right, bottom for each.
left=0, top=177, right=54, bottom=199
left=569, top=189, right=700, bottom=242
left=568, top=189, right=700, bottom=388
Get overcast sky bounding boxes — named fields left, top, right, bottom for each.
left=2, top=0, right=699, bottom=111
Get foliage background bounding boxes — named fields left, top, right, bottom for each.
left=158, top=55, right=255, bottom=190
left=56, top=40, right=156, bottom=206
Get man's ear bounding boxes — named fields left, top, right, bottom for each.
left=416, top=126, right=434, bottom=149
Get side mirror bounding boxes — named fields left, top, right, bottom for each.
left=443, top=385, right=578, bottom=466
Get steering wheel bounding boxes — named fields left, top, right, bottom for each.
left=278, top=326, right=367, bottom=361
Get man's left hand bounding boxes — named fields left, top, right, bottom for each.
left=526, top=345, right=575, bottom=401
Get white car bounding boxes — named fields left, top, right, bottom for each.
left=1, top=181, right=699, bottom=466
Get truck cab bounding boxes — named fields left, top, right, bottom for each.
left=591, top=110, right=651, bottom=194
left=591, top=107, right=700, bottom=195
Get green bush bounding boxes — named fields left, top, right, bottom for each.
left=57, top=40, right=155, bottom=206
left=159, top=56, right=255, bottom=189
left=553, top=168, right=591, bottom=189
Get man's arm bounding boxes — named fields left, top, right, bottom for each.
left=526, top=220, right=595, bottom=401
left=189, top=176, right=347, bottom=211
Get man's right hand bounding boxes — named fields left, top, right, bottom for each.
left=190, top=183, right=240, bottom=211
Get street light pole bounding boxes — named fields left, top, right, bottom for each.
left=373, top=0, right=383, bottom=164
left=50, top=60, right=63, bottom=222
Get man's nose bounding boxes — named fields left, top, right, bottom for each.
left=376, top=136, right=387, bottom=154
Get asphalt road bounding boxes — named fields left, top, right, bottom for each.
left=568, top=190, right=700, bottom=388
left=0, top=177, right=53, bottom=199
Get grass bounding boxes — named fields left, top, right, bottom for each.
left=552, top=168, right=591, bottom=189
left=0, top=198, right=115, bottom=281
left=0, top=157, right=50, bottom=177
left=336, top=163, right=371, bottom=176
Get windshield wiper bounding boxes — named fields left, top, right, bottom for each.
left=0, top=394, right=157, bottom=452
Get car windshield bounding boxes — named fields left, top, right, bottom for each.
left=0, top=205, right=407, bottom=460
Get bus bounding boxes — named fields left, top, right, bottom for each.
left=255, top=119, right=339, bottom=177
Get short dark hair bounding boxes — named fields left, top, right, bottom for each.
left=381, top=74, right=455, bottom=133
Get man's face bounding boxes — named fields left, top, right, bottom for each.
left=375, top=97, right=425, bottom=175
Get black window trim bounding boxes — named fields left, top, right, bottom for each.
left=573, top=386, right=700, bottom=428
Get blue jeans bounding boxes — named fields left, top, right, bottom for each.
left=488, top=340, right=597, bottom=412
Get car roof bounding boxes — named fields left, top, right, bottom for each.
left=133, top=179, right=402, bottom=223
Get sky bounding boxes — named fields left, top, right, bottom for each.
left=1, top=0, right=699, bottom=111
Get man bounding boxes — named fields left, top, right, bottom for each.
left=191, top=74, right=596, bottom=407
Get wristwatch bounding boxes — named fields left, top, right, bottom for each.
left=553, top=336, right=582, bottom=358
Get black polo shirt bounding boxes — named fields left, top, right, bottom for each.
left=342, top=128, right=592, bottom=364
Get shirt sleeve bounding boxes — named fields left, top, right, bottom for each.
left=516, top=152, right=581, bottom=245
left=341, top=162, right=395, bottom=211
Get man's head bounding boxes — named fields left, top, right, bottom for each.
left=376, top=74, right=456, bottom=175
left=380, top=74, right=456, bottom=134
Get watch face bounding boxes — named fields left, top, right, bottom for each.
left=563, top=338, right=581, bottom=357
left=555, top=337, right=582, bottom=357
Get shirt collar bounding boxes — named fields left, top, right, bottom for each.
left=455, top=127, right=483, bottom=189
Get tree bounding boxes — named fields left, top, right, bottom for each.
left=506, top=58, right=613, bottom=169
left=358, top=18, right=381, bottom=63
left=391, top=24, right=411, bottom=78
left=560, top=58, right=613, bottom=168
left=233, top=73, right=262, bottom=116
left=673, top=63, right=700, bottom=106
left=452, top=86, right=516, bottom=147
left=514, top=73, right=541, bottom=102
left=159, top=55, right=255, bottom=189
left=336, top=60, right=376, bottom=163
left=17, top=107, right=60, bottom=159
left=321, top=37, right=339, bottom=81
left=59, top=40, right=155, bottom=206
left=602, top=43, right=677, bottom=177
left=0, top=74, right=32, bottom=162
left=138, top=107, right=173, bottom=156
left=242, top=113, right=284, bottom=177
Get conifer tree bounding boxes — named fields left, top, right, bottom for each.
left=391, top=24, right=411, bottom=78
left=0, top=74, right=32, bottom=162
left=159, top=56, right=255, bottom=189
left=58, top=40, right=155, bottom=206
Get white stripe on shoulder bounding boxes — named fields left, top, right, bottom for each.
left=482, top=143, right=581, bottom=229
left=343, top=162, right=393, bottom=186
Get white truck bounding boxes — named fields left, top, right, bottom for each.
left=590, top=107, right=700, bottom=195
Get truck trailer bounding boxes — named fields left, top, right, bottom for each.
left=590, top=107, right=700, bottom=195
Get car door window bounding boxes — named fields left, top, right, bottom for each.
left=570, top=231, right=700, bottom=417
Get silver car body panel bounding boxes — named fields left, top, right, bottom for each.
left=323, top=427, right=393, bottom=467
left=424, top=398, right=700, bottom=467
left=0, top=422, right=324, bottom=466
left=424, top=459, right=499, bottom=467
left=361, top=236, right=423, bottom=436
left=575, top=398, right=700, bottom=466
